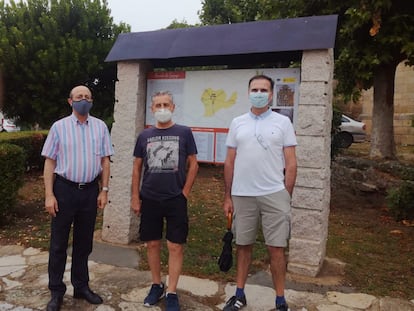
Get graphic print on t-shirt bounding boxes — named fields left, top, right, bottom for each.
left=147, top=135, right=179, bottom=172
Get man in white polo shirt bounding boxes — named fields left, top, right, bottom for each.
left=222, top=74, right=297, bottom=311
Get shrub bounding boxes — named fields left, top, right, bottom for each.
left=0, top=143, right=26, bottom=220
left=0, top=131, right=48, bottom=170
left=331, top=109, right=343, bottom=159
left=386, top=181, right=414, bottom=221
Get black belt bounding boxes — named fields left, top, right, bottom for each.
left=55, top=174, right=99, bottom=190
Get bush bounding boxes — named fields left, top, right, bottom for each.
left=0, top=143, right=26, bottom=220
left=331, top=109, right=343, bottom=159
left=386, top=181, right=414, bottom=221
left=0, top=131, right=48, bottom=170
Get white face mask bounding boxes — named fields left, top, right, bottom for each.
left=154, top=108, right=172, bottom=123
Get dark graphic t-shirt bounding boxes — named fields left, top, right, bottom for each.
left=133, top=124, right=198, bottom=200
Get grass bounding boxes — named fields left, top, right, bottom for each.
left=1, top=148, right=413, bottom=300
left=327, top=197, right=414, bottom=299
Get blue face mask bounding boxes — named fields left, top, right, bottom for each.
left=249, top=92, right=269, bottom=108
left=72, top=99, right=92, bottom=116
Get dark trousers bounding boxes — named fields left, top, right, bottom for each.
left=48, top=177, right=99, bottom=296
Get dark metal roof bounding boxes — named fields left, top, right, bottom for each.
left=105, top=15, right=338, bottom=67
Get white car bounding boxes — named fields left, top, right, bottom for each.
left=336, top=114, right=366, bottom=148
left=0, top=111, right=21, bottom=132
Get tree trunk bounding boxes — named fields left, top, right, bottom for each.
left=369, top=63, right=397, bottom=159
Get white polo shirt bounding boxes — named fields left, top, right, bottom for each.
left=226, top=109, right=297, bottom=196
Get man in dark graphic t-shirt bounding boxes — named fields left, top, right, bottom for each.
left=131, top=91, right=198, bottom=311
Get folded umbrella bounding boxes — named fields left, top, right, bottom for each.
left=218, top=212, right=233, bottom=272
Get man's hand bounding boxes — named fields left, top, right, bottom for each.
left=97, top=191, right=108, bottom=209
left=45, top=194, right=58, bottom=217
left=131, top=196, right=141, bottom=215
left=223, top=196, right=234, bottom=217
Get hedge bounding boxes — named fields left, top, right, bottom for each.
left=0, top=130, right=48, bottom=170
left=0, top=143, right=26, bottom=219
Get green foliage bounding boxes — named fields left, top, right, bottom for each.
left=0, top=0, right=130, bottom=128
left=331, top=108, right=343, bottom=159
left=166, top=19, right=198, bottom=29
left=0, top=130, right=48, bottom=169
left=333, top=0, right=414, bottom=100
left=199, top=0, right=283, bottom=24
left=0, top=143, right=25, bottom=221
left=386, top=181, right=414, bottom=221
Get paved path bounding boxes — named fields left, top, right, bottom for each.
left=0, top=242, right=413, bottom=311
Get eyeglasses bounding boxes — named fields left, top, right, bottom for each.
left=256, top=134, right=269, bottom=150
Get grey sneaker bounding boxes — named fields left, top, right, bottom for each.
left=276, top=303, right=290, bottom=311
left=143, top=282, right=165, bottom=306
left=223, top=295, right=247, bottom=310
left=165, top=293, right=180, bottom=311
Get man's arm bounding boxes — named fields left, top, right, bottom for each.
left=43, top=157, right=58, bottom=217
left=223, top=147, right=236, bottom=216
left=97, top=156, right=110, bottom=209
left=182, top=154, right=199, bottom=198
left=283, top=146, right=297, bottom=196
left=131, top=157, right=143, bottom=215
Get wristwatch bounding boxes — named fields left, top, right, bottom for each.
left=102, top=186, right=109, bottom=192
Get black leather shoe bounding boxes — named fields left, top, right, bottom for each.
left=73, top=287, right=103, bottom=304
left=46, top=295, right=63, bottom=311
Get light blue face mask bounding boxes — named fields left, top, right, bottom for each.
left=249, top=92, right=269, bottom=108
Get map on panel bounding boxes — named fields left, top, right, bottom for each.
left=200, top=89, right=237, bottom=117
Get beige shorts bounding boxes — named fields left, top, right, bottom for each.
left=232, top=189, right=291, bottom=247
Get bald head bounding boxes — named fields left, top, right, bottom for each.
left=69, top=85, right=92, bottom=101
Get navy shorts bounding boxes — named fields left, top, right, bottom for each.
left=139, top=193, right=188, bottom=244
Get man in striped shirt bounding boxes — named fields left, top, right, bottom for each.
left=41, top=85, right=114, bottom=311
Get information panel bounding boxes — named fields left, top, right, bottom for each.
left=146, top=68, right=300, bottom=163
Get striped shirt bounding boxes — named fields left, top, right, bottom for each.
left=41, top=114, right=114, bottom=183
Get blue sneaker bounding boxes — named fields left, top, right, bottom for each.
left=143, top=282, right=165, bottom=306
left=165, top=293, right=180, bottom=311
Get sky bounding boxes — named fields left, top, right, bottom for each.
left=106, top=0, right=203, bottom=32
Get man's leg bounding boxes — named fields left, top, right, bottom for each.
left=235, top=244, right=253, bottom=289
left=164, top=194, right=188, bottom=292
left=147, top=240, right=162, bottom=284
left=48, top=181, right=75, bottom=296
left=140, top=198, right=165, bottom=306
left=71, top=187, right=98, bottom=290
left=268, top=246, right=286, bottom=296
left=166, top=241, right=184, bottom=292
left=48, top=214, right=72, bottom=295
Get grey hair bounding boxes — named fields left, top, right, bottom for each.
left=151, top=91, right=174, bottom=102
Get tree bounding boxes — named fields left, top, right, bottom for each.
left=199, top=0, right=414, bottom=159
left=0, top=0, right=130, bottom=128
left=166, top=18, right=197, bottom=29
left=334, top=0, right=414, bottom=159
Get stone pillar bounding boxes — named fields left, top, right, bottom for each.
left=102, top=60, right=152, bottom=244
left=288, top=49, right=334, bottom=276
